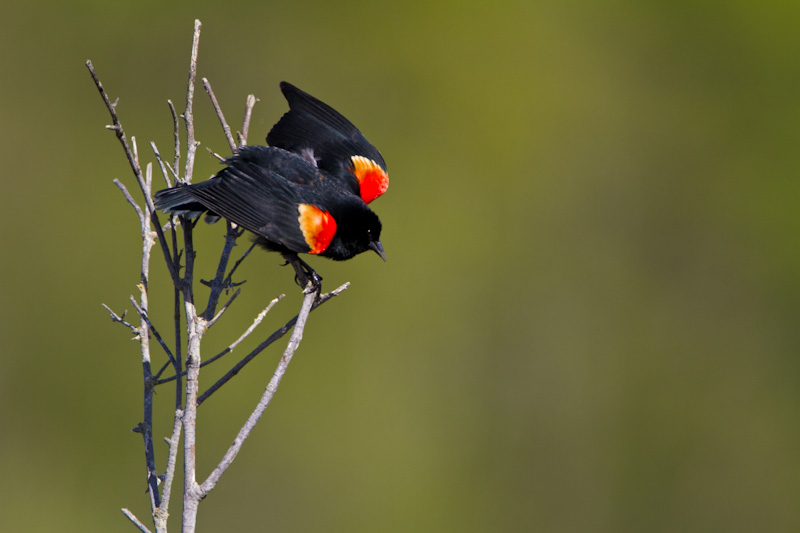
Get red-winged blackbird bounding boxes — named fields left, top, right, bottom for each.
left=154, top=82, right=389, bottom=288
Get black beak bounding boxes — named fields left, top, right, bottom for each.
left=369, top=240, right=387, bottom=261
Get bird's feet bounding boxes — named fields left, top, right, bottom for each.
left=282, top=253, right=323, bottom=294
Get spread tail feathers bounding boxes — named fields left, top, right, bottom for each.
left=154, top=187, right=207, bottom=218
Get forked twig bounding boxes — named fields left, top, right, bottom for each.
left=197, top=283, right=349, bottom=405
left=86, top=60, right=180, bottom=286
left=199, top=283, right=318, bottom=495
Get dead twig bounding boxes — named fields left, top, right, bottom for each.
left=197, top=283, right=349, bottom=406
left=199, top=283, right=318, bottom=495
left=203, top=77, right=237, bottom=153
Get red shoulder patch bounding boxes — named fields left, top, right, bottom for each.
left=297, top=204, right=337, bottom=254
left=350, top=155, right=389, bottom=204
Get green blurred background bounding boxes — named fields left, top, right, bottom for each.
left=2, top=1, right=800, bottom=531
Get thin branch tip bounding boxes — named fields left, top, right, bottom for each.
left=121, top=508, right=152, bottom=533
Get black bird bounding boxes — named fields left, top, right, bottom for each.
left=154, top=82, right=389, bottom=288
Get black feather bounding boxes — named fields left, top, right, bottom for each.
left=267, top=82, right=386, bottom=195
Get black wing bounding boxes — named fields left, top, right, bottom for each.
left=154, top=146, right=320, bottom=253
left=266, top=82, right=387, bottom=202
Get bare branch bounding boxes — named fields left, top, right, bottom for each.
left=205, top=288, right=242, bottom=329
left=170, top=226, right=183, bottom=410
left=223, top=241, right=256, bottom=289
left=196, top=283, right=349, bottom=405
left=201, top=222, right=244, bottom=321
left=86, top=60, right=142, bottom=188
left=102, top=303, right=137, bottom=332
left=168, top=100, right=181, bottom=181
left=153, top=356, right=174, bottom=382
left=151, top=141, right=175, bottom=188
left=179, top=23, right=205, bottom=529
left=132, top=136, right=141, bottom=170
left=204, top=293, right=283, bottom=363
left=113, top=179, right=145, bottom=226
left=182, top=19, right=201, bottom=183
left=181, top=298, right=203, bottom=530
left=157, top=408, right=184, bottom=530
left=121, top=508, right=152, bottom=533
left=86, top=60, right=181, bottom=286
left=203, top=77, right=237, bottom=153
left=130, top=296, right=177, bottom=367
left=238, top=94, right=259, bottom=148
left=206, top=146, right=225, bottom=161
left=200, top=283, right=318, bottom=495
left=156, top=293, right=283, bottom=386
